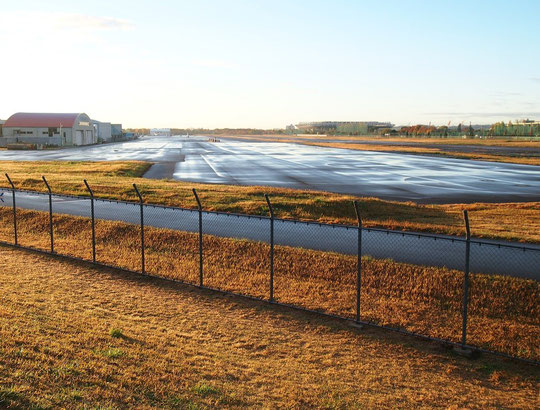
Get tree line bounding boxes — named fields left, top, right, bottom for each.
left=487, top=122, right=540, bottom=137
left=125, top=122, right=539, bottom=138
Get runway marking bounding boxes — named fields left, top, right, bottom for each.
left=201, top=155, right=227, bottom=178
left=212, top=144, right=238, bottom=154
left=220, top=142, right=319, bottom=169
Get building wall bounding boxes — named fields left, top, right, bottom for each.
left=2, top=127, right=74, bottom=146
left=0, top=114, right=128, bottom=147
left=111, top=124, right=122, bottom=137
left=0, top=135, right=63, bottom=147
left=72, top=113, right=95, bottom=145
left=2, top=113, right=95, bottom=146
left=150, top=128, right=171, bottom=136
left=92, top=121, right=112, bottom=142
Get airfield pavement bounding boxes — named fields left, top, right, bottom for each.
left=0, top=135, right=539, bottom=203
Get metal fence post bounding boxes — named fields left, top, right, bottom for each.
left=265, top=194, right=275, bottom=302
left=133, top=184, right=145, bottom=274
left=353, top=200, right=362, bottom=323
left=5, top=174, right=17, bottom=246
left=42, top=176, right=54, bottom=253
left=84, top=180, right=96, bottom=263
left=192, top=188, right=203, bottom=287
left=461, top=210, right=471, bottom=346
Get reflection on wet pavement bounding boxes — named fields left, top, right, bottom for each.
left=0, top=135, right=539, bottom=203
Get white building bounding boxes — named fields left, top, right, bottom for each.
left=1, top=113, right=96, bottom=146
left=150, top=128, right=171, bottom=136
left=92, top=120, right=112, bottom=142
left=111, top=124, right=123, bottom=139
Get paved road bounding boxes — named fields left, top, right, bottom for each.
left=0, top=136, right=539, bottom=203
left=1, top=190, right=538, bottom=280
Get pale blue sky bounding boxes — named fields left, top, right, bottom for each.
left=1, top=0, right=539, bottom=128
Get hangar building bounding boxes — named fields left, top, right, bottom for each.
left=111, top=124, right=123, bottom=139
left=1, top=112, right=96, bottom=146
left=92, top=120, right=112, bottom=142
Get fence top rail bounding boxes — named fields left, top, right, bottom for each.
left=1, top=186, right=539, bottom=252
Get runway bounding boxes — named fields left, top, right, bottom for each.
left=0, top=135, right=539, bottom=203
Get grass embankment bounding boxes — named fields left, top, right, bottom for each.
left=218, top=134, right=540, bottom=165
left=1, top=161, right=539, bottom=243
left=0, top=208, right=538, bottom=362
left=219, top=134, right=540, bottom=147
left=1, top=248, right=539, bottom=408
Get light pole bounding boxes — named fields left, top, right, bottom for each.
left=59, top=123, right=63, bottom=145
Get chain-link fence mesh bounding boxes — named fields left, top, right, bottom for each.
left=13, top=191, right=51, bottom=251
left=51, top=195, right=93, bottom=260
left=0, top=189, right=15, bottom=243
left=360, top=230, right=464, bottom=343
left=0, top=186, right=538, bottom=362
left=274, top=220, right=357, bottom=318
left=202, top=212, right=270, bottom=299
left=93, top=199, right=142, bottom=272
left=144, top=205, right=200, bottom=284
left=468, top=242, right=540, bottom=361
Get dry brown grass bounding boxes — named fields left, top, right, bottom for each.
left=1, top=160, right=539, bottom=243
left=0, top=207, right=538, bottom=363
left=1, top=247, right=540, bottom=408
left=220, top=134, right=540, bottom=147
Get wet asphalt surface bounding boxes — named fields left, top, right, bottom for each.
left=0, top=135, right=539, bottom=203
left=1, top=190, right=538, bottom=279
left=231, top=135, right=540, bottom=156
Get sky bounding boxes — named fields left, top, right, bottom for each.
left=0, top=0, right=539, bottom=128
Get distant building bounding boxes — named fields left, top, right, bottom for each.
left=92, top=120, right=112, bottom=142
left=294, top=121, right=393, bottom=134
left=150, top=128, right=171, bottom=136
left=111, top=124, right=123, bottom=139
left=285, top=124, right=297, bottom=134
left=0, top=119, right=5, bottom=137
left=1, top=113, right=96, bottom=147
left=515, top=119, right=540, bottom=125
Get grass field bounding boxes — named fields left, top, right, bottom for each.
left=0, top=160, right=539, bottom=243
left=219, top=134, right=540, bottom=147
left=0, top=207, right=538, bottom=362
left=1, top=247, right=539, bottom=408
left=217, top=134, right=540, bottom=165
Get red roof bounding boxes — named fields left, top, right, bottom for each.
left=3, top=113, right=83, bottom=128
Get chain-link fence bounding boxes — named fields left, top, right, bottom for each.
left=0, top=179, right=538, bottom=364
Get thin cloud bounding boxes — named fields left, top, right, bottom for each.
left=531, top=77, right=540, bottom=83
left=0, top=11, right=134, bottom=33
left=191, top=59, right=237, bottom=69
left=54, top=13, right=134, bottom=31
left=488, top=91, right=522, bottom=97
